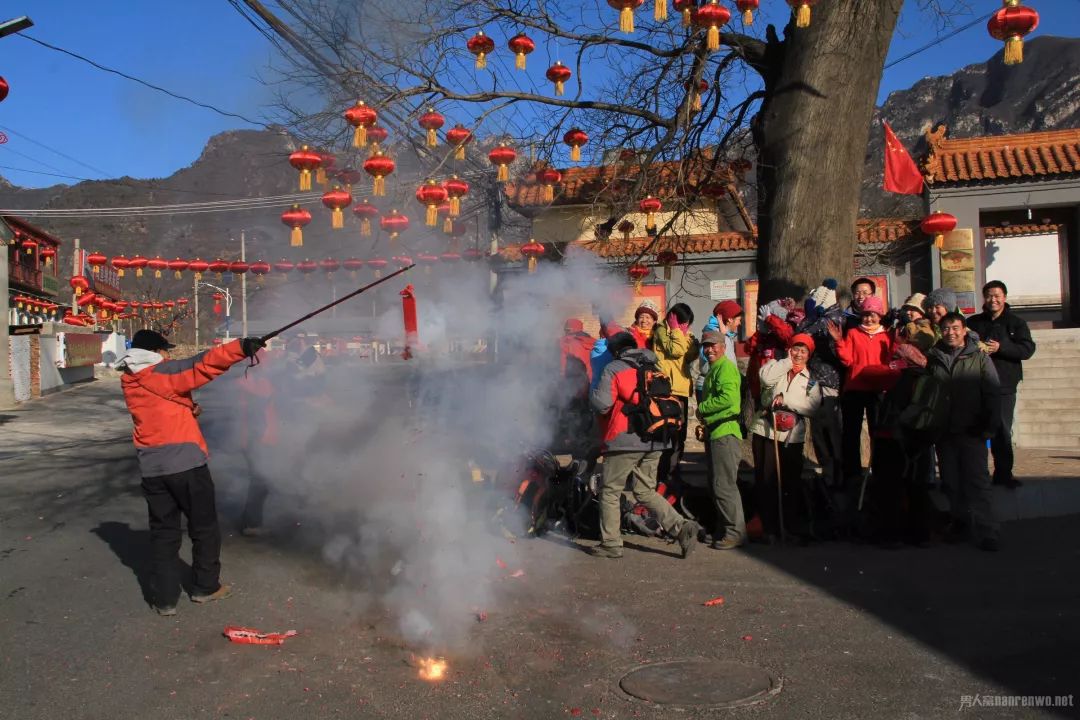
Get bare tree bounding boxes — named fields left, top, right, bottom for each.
left=238, top=0, right=959, bottom=299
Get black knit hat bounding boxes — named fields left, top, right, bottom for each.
left=130, top=329, right=175, bottom=352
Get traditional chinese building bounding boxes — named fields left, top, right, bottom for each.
left=3, top=215, right=63, bottom=326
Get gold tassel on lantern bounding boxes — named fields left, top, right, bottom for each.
left=174, top=270, right=182, bottom=279
left=681, top=7, right=691, bottom=26
left=742, top=8, right=754, bottom=24
left=291, top=227, right=304, bottom=247
left=619, top=6, right=634, bottom=33
left=475, top=52, right=488, bottom=70
left=360, top=219, right=371, bottom=237
left=444, top=217, right=453, bottom=234
left=692, top=92, right=702, bottom=112
left=299, top=169, right=312, bottom=192
left=154, top=268, right=162, bottom=279
left=332, top=207, right=344, bottom=229
left=450, top=197, right=461, bottom=215
left=426, top=128, right=437, bottom=147
left=654, top=0, right=667, bottom=21
left=707, top=25, right=719, bottom=50
left=528, top=257, right=538, bottom=273
left=426, top=205, right=438, bottom=227
left=543, top=185, right=554, bottom=203
left=645, top=212, right=656, bottom=230
left=515, top=52, right=527, bottom=71
left=795, top=3, right=810, bottom=28
left=497, top=164, right=509, bottom=182
left=1005, top=36, right=1024, bottom=65
left=570, top=145, right=581, bottom=162
left=373, top=176, right=385, bottom=196
left=554, top=79, right=565, bottom=96
left=454, top=144, right=466, bottom=160
left=353, top=125, right=367, bottom=148
left=316, top=167, right=328, bottom=185
left=934, top=233, right=945, bottom=250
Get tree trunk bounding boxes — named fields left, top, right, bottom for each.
left=754, top=0, right=902, bottom=302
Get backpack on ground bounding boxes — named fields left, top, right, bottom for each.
left=622, top=362, right=684, bottom=443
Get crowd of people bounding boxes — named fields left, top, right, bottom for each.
left=564, top=277, right=1037, bottom=559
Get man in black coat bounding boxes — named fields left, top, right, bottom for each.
left=966, top=281, right=1037, bottom=489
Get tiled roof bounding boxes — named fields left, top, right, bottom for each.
left=983, top=223, right=1061, bottom=238
left=497, top=218, right=916, bottom=262
left=923, top=126, right=1080, bottom=186
left=2, top=215, right=64, bottom=247
left=504, top=158, right=745, bottom=209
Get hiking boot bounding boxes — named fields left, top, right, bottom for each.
left=587, top=545, right=623, bottom=559
left=154, top=605, right=177, bottom=617
left=190, top=584, right=233, bottom=604
left=676, top=521, right=699, bottom=559
left=979, top=537, right=1000, bottom=552
left=711, top=536, right=744, bottom=551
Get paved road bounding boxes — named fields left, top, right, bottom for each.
left=2, top=377, right=1078, bottom=719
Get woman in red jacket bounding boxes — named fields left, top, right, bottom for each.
left=827, top=295, right=895, bottom=487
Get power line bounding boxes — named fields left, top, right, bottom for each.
left=15, top=32, right=271, bottom=128
left=0, top=124, right=113, bottom=178
left=884, top=11, right=995, bottom=70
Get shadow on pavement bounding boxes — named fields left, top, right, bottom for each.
left=91, top=521, right=193, bottom=605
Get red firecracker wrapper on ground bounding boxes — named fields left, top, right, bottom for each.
left=223, top=626, right=298, bottom=645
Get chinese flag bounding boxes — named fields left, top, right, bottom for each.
left=882, top=121, right=924, bottom=195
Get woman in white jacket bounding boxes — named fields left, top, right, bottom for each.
left=749, top=333, right=824, bottom=543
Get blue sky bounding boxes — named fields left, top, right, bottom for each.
left=0, top=0, right=1075, bottom=190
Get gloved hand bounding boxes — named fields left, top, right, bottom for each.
left=240, top=337, right=266, bottom=358
left=767, top=299, right=789, bottom=321
left=757, top=304, right=772, bottom=326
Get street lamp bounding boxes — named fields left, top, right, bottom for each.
left=194, top=279, right=233, bottom=343
left=0, top=16, right=32, bottom=39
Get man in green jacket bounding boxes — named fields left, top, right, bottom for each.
left=928, top=312, right=1002, bottom=551
left=697, top=331, right=744, bottom=549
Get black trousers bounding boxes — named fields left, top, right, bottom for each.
left=141, top=465, right=222, bottom=606
left=869, top=438, right=932, bottom=544
left=991, top=392, right=1017, bottom=484
left=751, top=433, right=809, bottom=538
left=657, top=399, right=690, bottom=490
left=811, top=395, right=843, bottom=489
left=840, top=391, right=878, bottom=483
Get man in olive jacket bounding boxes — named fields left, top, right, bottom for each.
left=697, top=331, right=744, bottom=549
left=928, top=313, right=1002, bottom=551
left=966, top=281, right=1036, bottom=489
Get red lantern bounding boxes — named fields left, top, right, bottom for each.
left=282, top=204, right=313, bottom=247
left=20, top=237, right=37, bottom=256
left=618, top=219, right=636, bottom=241
left=151, top=301, right=165, bottom=312
left=416, top=253, right=439, bottom=274
left=921, top=211, right=958, bottom=249
left=535, top=166, right=562, bottom=204
left=288, top=145, right=322, bottom=191
left=639, top=195, right=663, bottom=230
left=488, top=144, right=517, bottom=182
left=353, top=201, right=379, bottom=236
left=208, top=258, right=230, bottom=278
left=249, top=261, right=271, bottom=284
left=167, top=258, right=189, bottom=279
left=0, top=77, right=8, bottom=103
left=363, top=150, right=395, bottom=197
left=380, top=209, right=410, bottom=240
left=147, top=256, right=168, bottom=279
left=785, top=0, right=819, bottom=28
left=229, top=261, right=249, bottom=276
left=988, top=1, right=1039, bottom=65
left=322, top=186, right=353, bottom=230
left=273, top=259, right=295, bottom=275
left=462, top=248, right=484, bottom=263
left=736, top=0, right=759, bottom=24
left=440, top=252, right=461, bottom=264
left=657, top=250, right=678, bottom=280
left=418, top=108, right=445, bottom=147
left=164, top=300, right=176, bottom=310
left=367, top=126, right=388, bottom=147
left=467, top=31, right=495, bottom=69
left=344, top=100, right=378, bottom=148
left=684, top=78, right=708, bottom=112
left=563, top=128, right=589, bottom=162
left=87, top=252, right=107, bottom=274
left=212, top=292, right=224, bottom=315
left=446, top=124, right=473, bottom=160
left=320, top=257, right=341, bottom=276
left=443, top=175, right=470, bottom=216
left=507, top=33, right=535, bottom=70
left=435, top=201, right=453, bottom=234
left=546, top=61, right=573, bottom=97
left=335, top=166, right=365, bottom=187
left=177, top=297, right=189, bottom=307
left=367, top=257, right=388, bottom=278
left=628, top=262, right=650, bottom=293
left=296, top=259, right=318, bottom=278
left=693, top=0, right=730, bottom=51
left=110, top=255, right=129, bottom=277
left=608, top=0, right=645, bottom=33
left=40, top=247, right=57, bottom=266
left=520, top=240, right=545, bottom=273
left=188, top=258, right=209, bottom=280
left=343, top=257, right=365, bottom=278
left=77, top=292, right=98, bottom=312
left=416, top=179, right=450, bottom=227
left=674, top=0, right=694, bottom=26
left=316, top=151, right=336, bottom=185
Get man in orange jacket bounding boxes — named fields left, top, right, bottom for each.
left=117, top=330, right=264, bottom=615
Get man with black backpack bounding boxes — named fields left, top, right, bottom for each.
left=588, top=332, right=699, bottom=559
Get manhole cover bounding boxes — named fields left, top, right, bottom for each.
left=619, top=659, right=780, bottom=708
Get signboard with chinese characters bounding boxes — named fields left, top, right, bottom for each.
left=58, top=331, right=102, bottom=368
left=75, top=248, right=121, bottom=299
left=939, top=228, right=977, bottom=314
left=739, top=278, right=759, bottom=340
left=709, top=279, right=739, bottom=301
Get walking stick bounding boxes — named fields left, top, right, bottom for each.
left=258, top=264, right=415, bottom=343
left=772, top=413, right=786, bottom=544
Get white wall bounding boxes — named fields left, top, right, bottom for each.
left=9, top=335, right=31, bottom=402
left=984, top=231, right=1064, bottom=307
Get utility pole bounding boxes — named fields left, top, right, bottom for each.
left=193, top=275, right=199, bottom=346
left=240, top=230, right=248, bottom=337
